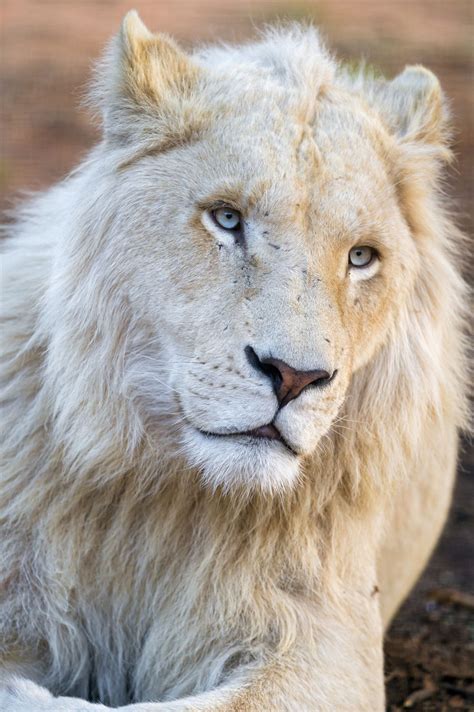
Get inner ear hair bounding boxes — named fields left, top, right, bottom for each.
left=120, top=11, right=199, bottom=104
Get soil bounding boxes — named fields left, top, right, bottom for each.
left=1, top=2, right=472, bottom=709
left=384, top=443, right=474, bottom=711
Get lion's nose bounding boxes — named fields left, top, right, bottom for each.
left=245, top=346, right=335, bottom=408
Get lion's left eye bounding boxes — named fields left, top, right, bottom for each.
left=212, top=207, right=241, bottom=231
left=348, top=246, right=375, bottom=268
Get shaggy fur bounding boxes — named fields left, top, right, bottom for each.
left=0, top=12, right=469, bottom=711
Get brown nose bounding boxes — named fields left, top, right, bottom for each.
left=245, top=346, right=335, bottom=408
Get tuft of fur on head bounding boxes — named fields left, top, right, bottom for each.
left=195, top=22, right=334, bottom=123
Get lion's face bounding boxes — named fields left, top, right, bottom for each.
left=108, top=103, right=418, bottom=493
left=89, top=17, right=437, bottom=493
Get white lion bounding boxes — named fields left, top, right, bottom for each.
left=0, top=11, right=468, bottom=711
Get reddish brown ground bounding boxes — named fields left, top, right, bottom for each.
left=1, top=2, right=472, bottom=709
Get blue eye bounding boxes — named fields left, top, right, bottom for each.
left=349, top=246, right=375, bottom=268
left=213, top=207, right=241, bottom=231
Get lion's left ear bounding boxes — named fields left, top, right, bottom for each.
left=374, top=68, right=453, bottom=236
left=93, top=11, right=203, bottom=144
left=375, top=66, right=450, bottom=152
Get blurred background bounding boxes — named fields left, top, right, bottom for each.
left=1, top=2, right=472, bottom=709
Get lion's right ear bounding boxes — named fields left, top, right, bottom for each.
left=92, top=11, right=202, bottom=144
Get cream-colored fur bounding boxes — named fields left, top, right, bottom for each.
left=0, top=12, right=468, bottom=711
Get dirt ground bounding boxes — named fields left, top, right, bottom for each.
left=1, top=2, right=472, bottom=709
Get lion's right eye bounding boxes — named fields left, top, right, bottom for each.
left=212, top=207, right=242, bottom=231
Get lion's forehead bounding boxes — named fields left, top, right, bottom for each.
left=198, top=92, right=394, bottom=216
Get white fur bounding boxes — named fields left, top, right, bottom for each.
left=0, top=15, right=468, bottom=711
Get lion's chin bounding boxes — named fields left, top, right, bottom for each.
left=180, top=425, right=301, bottom=495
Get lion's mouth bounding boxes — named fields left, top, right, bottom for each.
left=197, top=423, right=298, bottom=456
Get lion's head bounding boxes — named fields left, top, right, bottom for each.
left=53, top=14, right=454, bottom=495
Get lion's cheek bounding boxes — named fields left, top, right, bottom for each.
left=343, top=287, right=394, bottom=373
